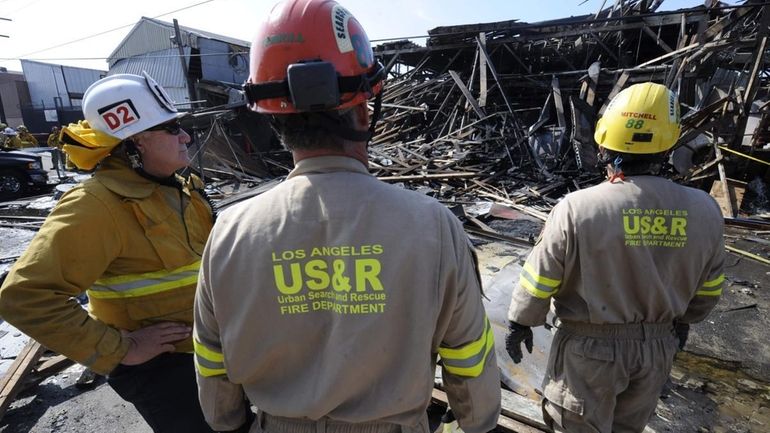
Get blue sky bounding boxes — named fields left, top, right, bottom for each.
left=0, top=0, right=743, bottom=71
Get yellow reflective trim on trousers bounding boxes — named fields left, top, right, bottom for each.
left=193, top=338, right=224, bottom=363
left=87, top=261, right=200, bottom=299
left=194, top=357, right=226, bottom=377
left=523, top=263, right=561, bottom=287
left=703, top=274, right=725, bottom=287
left=441, top=324, right=495, bottom=377
left=697, top=274, right=725, bottom=296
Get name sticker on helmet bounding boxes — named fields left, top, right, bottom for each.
left=621, top=111, right=657, bottom=120
left=669, top=91, right=679, bottom=122
left=332, top=5, right=353, bottom=53
left=97, top=99, right=140, bottom=132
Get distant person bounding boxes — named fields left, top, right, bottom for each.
left=48, top=125, right=64, bottom=177
left=0, top=73, right=215, bottom=433
left=193, top=1, right=501, bottom=432
left=2, top=127, right=21, bottom=150
left=17, top=125, right=38, bottom=148
left=506, top=82, right=725, bottom=433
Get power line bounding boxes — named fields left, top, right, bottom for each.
left=0, top=51, right=249, bottom=62
left=16, top=0, right=218, bottom=58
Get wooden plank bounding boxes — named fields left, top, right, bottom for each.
left=431, top=388, right=546, bottom=433
left=599, top=71, right=629, bottom=115
left=709, top=175, right=743, bottom=218
left=377, top=172, right=478, bottom=182
left=0, top=340, right=45, bottom=419
left=448, top=70, right=486, bottom=119
left=551, top=76, right=566, bottom=129
left=501, top=388, right=551, bottom=432
left=641, top=23, right=674, bottom=53
left=478, top=32, right=488, bottom=108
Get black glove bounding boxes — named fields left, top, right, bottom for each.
left=505, top=321, right=533, bottom=364
left=674, top=322, right=690, bottom=351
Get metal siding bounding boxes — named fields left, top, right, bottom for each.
left=61, top=66, right=105, bottom=95
left=21, top=61, right=104, bottom=109
left=108, top=48, right=192, bottom=107
left=108, top=17, right=249, bottom=69
left=198, top=39, right=249, bottom=85
left=109, top=20, right=178, bottom=68
left=21, top=60, right=66, bottom=108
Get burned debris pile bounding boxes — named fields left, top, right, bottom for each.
left=368, top=0, right=770, bottom=225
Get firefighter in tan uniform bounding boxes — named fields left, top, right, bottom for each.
left=0, top=73, right=215, bottom=433
left=505, top=83, right=725, bottom=433
left=193, top=1, right=501, bottom=433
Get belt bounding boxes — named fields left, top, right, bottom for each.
left=257, top=411, right=402, bottom=433
left=559, top=320, right=674, bottom=340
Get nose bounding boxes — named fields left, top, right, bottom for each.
left=178, top=128, right=191, bottom=144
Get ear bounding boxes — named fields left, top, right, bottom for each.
left=132, top=134, right=146, bottom=153
left=353, top=103, right=370, bottom=129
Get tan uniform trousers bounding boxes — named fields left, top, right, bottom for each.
left=541, top=321, right=679, bottom=433
left=251, top=411, right=427, bottom=433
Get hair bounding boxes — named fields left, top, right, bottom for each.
left=598, top=148, right=668, bottom=176
left=269, top=108, right=357, bottom=152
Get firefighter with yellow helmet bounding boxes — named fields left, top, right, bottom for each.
left=0, top=73, right=215, bottom=432
left=16, top=125, right=38, bottom=148
left=193, top=1, right=501, bottom=432
left=505, top=82, right=725, bottom=433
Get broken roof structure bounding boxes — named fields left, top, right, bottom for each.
left=368, top=0, right=770, bottom=222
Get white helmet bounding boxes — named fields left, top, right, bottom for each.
left=3, top=127, right=16, bottom=136
left=82, top=72, right=182, bottom=141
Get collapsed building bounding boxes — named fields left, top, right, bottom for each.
left=1, top=1, right=769, bottom=432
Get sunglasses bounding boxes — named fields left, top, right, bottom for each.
left=147, top=120, right=183, bottom=135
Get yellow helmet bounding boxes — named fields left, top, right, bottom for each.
left=594, top=82, right=681, bottom=154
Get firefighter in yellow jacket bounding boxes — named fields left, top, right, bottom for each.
left=0, top=73, right=215, bottom=433
left=17, top=125, right=38, bottom=148
left=193, top=1, right=501, bottom=433
left=505, top=83, right=725, bottom=433
left=1, top=127, right=21, bottom=150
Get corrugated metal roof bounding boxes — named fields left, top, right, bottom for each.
left=108, top=48, right=192, bottom=108
left=108, top=17, right=249, bottom=69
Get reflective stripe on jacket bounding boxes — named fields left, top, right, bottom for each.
left=0, top=156, right=212, bottom=374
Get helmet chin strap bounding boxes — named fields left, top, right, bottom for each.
left=124, top=139, right=144, bottom=170
left=123, top=138, right=178, bottom=185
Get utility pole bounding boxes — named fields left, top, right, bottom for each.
left=172, top=19, right=197, bottom=109
left=172, top=18, right=205, bottom=183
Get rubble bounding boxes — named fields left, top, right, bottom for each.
left=1, top=1, right=770, bottom=432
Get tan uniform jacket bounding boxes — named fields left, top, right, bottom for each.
left=0, top=157, right=213, bottom=374
left=509, top=175, right=725, bottom=327
left=194, top=156, right=500, bottom=433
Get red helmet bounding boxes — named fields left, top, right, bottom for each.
left=244, top=0, right=383, bottom=114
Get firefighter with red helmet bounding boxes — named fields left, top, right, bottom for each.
left=506, top=83, right=725, bottom=432
left=193, top=1, right=501, bottom=432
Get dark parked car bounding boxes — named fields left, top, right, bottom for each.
left=0, top=148, right=49, bottom=200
